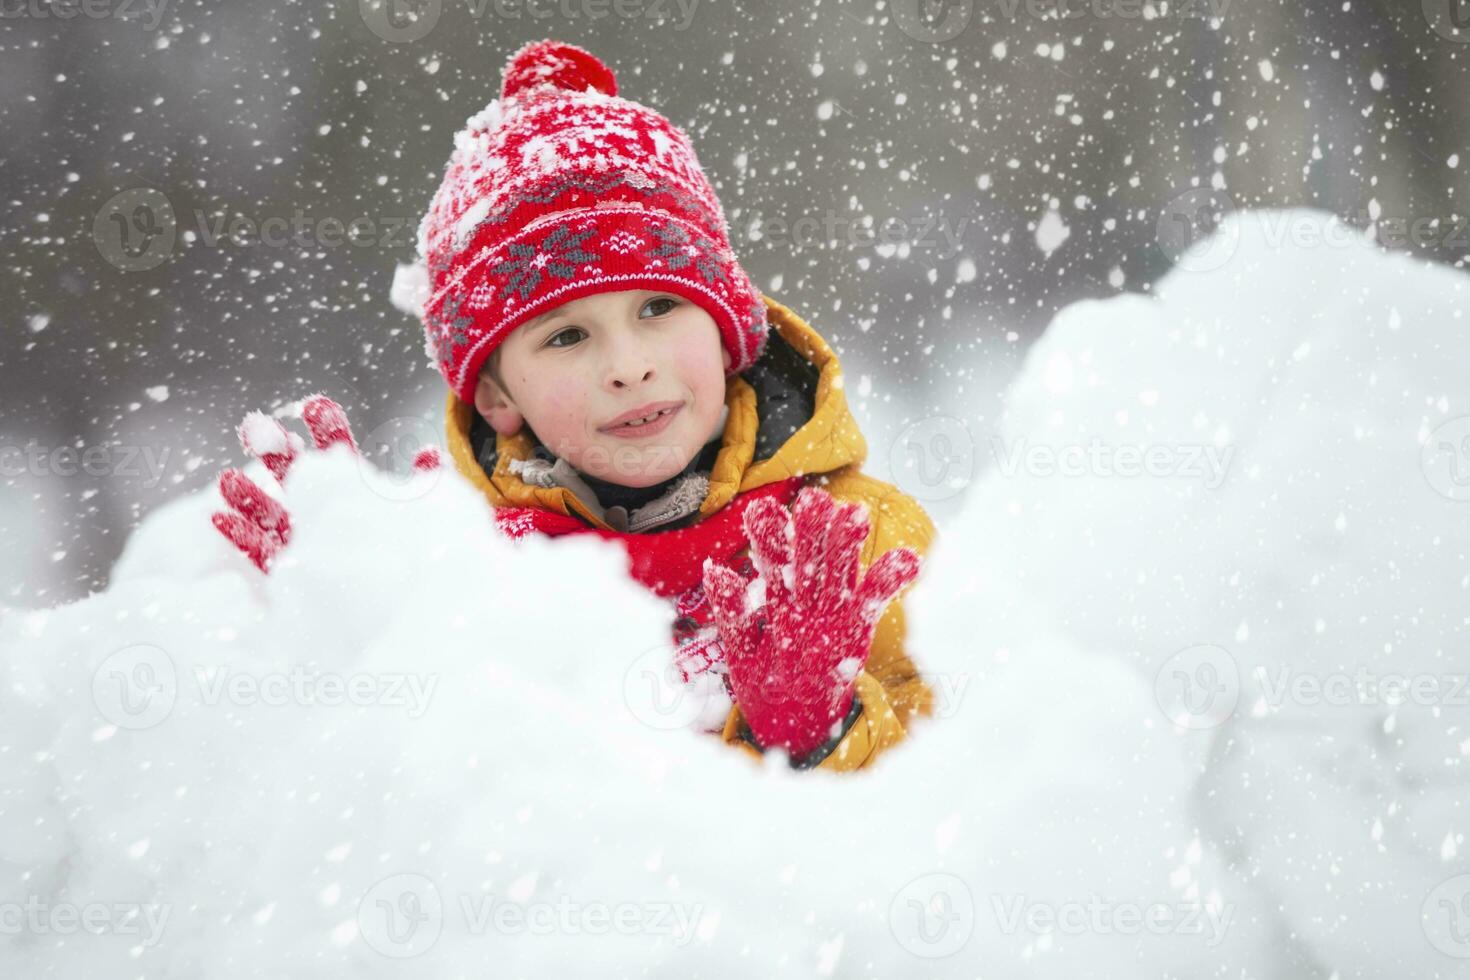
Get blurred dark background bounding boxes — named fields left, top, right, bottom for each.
left=2, top=0, right=1467, bottom=606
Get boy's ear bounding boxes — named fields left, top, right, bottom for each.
left=474, top=370, right=525, bottom=437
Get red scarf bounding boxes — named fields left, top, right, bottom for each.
left=491, top=475, right=804, bottom=597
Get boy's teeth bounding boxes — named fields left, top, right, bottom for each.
left=620, top=407, right=671, bottom=428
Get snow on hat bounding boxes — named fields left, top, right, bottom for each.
left=394, top=39, right=770, bottom=405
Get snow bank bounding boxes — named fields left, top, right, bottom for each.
left=932, top=207, right=1470, bottom=978
left=1, top=209, right=1465, bottom=978
left=0, top=446, right=1263, bottom=977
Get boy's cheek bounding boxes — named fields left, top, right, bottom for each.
left=532, top=391, right=595, bottom=440
left=672, top=342, right=724, bottom=391
left=679, top=353, right=729, bottom=422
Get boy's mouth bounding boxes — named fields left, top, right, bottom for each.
left=598, top=400, right=683, bottom=433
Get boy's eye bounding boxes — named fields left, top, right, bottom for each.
left=542, top=298, right=677, bottom=348
left=641, top=296, right=679, bottom=318
left=545, top=327, right=586, bottom=348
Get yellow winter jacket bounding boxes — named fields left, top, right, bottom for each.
left=443, top=294, right=937, bottom=772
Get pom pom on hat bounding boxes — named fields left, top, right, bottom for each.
left=500, top=40, right=618, bottom=100
left=389, top=260, right=430, bottom=319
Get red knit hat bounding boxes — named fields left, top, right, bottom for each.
left=396, top=40, right=770, bottom=405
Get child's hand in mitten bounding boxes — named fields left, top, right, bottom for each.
left=210, top=395, right=443, bottom=573
left=700, top=486, right=921, bottom=762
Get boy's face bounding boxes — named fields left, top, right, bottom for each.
left=474, top=288, right=732, bottom=488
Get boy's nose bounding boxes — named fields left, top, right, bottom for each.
left=610, top=369, right=655, bottom=389
left=605, top=354, right=657, bottom=390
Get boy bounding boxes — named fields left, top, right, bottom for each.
left=214, top=41, right=937, bottom=773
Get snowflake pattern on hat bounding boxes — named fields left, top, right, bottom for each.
left=488, top=223, right=600, bottom=301
left=429, top=292, right=475, bottom=369
left=647, top=221, right=731, bottom=286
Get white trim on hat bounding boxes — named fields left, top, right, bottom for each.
left=449, top=270, right=752, bottom=400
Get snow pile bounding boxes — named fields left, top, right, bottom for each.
left=0, top=444, right=1262, bottom=976
left=939, top=207, right=1470, bottom=977
left=0, top=209, right=1466, bottom=978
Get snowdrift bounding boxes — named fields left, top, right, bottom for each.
left=1, top=209, right=1467, bottom=978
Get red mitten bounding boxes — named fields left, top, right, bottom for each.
left=210, top=394, right=443, bottom=573
left=701, top=486, right=921, bottom=762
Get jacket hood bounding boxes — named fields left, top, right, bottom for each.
left=443, top=294, right=868, bottom=532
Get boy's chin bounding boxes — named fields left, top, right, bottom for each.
left=583, top=444, right=693, bottom=487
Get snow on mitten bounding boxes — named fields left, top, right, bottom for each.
left=700, top=486, right=921, bottom=761
left=211, top=394, right=442, bottom=573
